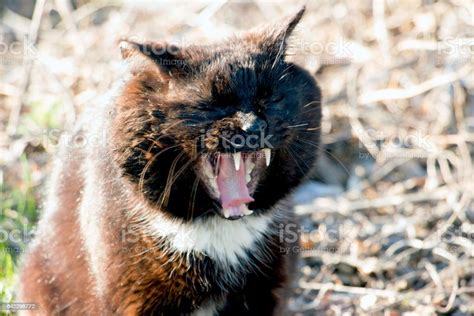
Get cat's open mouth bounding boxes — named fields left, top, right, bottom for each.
left=200, top=149, right=271, bottom=220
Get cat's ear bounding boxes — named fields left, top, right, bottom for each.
left=245, top=6, right=305, bottom=58
left=119, top=39, right=186, bottom=78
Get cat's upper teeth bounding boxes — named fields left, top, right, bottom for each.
left=233, top=152, right=241, bottom=171
left=263, top=148, right=271, bottom=166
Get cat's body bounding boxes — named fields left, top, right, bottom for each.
left=20, top=123, right=296, bottom=315
left=19, top=8, right=321, bottom=315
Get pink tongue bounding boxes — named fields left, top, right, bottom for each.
left=216, top=154, right=254, bottom=214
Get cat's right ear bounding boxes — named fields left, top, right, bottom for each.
left=118, top=39, right=188, bottom=92
left=119, top=39, right=187, bottom=78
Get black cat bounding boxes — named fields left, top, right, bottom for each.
left=19, top=7, right=321, bottom=315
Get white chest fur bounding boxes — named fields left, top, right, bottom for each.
left=145, top=213, right=274, bottom=266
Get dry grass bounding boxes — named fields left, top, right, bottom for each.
left=0, top=0, right=473, bottom=315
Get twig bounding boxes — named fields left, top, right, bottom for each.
left=433, top=248, right=459, bottom=313
left=295, top=186, right=450, bottom=216
left=358, top=65, right=472, bottom=104
left=0, top=83, right=20, bottom=97
left=300, top=281, right=398, bottom=298
left=6, top=0, right=46, bottom=136
left=372, top=0, right=391, bottom=63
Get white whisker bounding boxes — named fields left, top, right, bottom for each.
left=303, top=100, right=321, bottom=108
left=287, top=123, right=308, bottom=128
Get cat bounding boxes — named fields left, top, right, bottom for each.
left=18, top=7, right=321, bottom=315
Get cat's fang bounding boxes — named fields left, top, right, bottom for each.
left=223, top=208, right=230, bottom=218
left=202, top=157, right=220, bottom=198
left=233, top=152, right=241, bottom=171
left=203, top=159, right=215, bottom=179
left=214, top=153, right=220, bottom=175
left=263, top=148, right=271, bottom=166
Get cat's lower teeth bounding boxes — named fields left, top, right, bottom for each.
left=245, top=159, right=255, bottom=184
left=222, top=205, right=253, bottom=218
left=243, top=207, right=253, bottom=215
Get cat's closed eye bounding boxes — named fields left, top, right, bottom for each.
left=258, top=95, right=285, bottom=109
left=271, top=95, right=284, bottom=103
left=196, top=103, right=214, bottom=111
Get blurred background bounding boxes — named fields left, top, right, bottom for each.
left=0, top=0, right=473, bottom=315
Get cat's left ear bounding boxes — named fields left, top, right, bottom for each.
left=245, top=6, right=305, bottom=58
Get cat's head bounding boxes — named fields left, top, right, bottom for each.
left=111, top=7, right=321, bottom=221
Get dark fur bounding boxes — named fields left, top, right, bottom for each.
left=19, top=8, right=321, bottom=315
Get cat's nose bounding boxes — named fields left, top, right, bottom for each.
left=235, top=111, right=266, bottom=134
